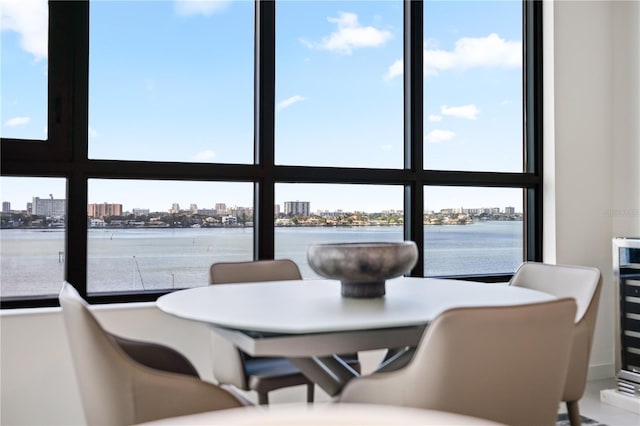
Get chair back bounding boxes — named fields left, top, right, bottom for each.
left=59, top=282, right=138, bottom=425
left=208, top=259, right=302, bottom=389
left=340, top=299, right=577, bottom=426
left=510, top=262, right=602, bottom=402
left=510, top=262, right=600, bottom=322
left=209, top=259, right=302, bottom=284
left=59, top=282, right=244, bottom=425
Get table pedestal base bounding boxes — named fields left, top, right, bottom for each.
left=288, top=355, right=359, bottom=397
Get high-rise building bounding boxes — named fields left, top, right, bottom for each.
left=215, top=203, right=227, bottom=214
left=284, top=201, right=310, bottom=217
left=2, top=201, right=10, bottom=212
left=196, top=208, right=216, bottom=216
left=505, top=206, right=516, bottom=214
left=32, top=196, right=66, bottom=218
left=232, top=206, right=253, bottom=220
left=87, top=203, right=123, bottom=218
left=170, top=203, right=180, bottom=213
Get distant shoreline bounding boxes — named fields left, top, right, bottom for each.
left=1, top=218, right=523, bottom=231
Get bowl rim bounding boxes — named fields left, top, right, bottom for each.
left=307, top=241, right=417, bottom=249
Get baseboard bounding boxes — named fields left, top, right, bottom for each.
left=601, top=389, right=640, bottom=414
left=588, top=363, right=616, bottom=381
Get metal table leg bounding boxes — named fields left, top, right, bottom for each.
left=289, top=355, right=359, bottom=397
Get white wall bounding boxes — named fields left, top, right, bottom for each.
left=545, top=0, right=640, bottom=379
left=2, top=2, right=639, bottom=425
left=0, top=304, right=216, bottom=425
left=612, top=0, right=640, bottom=238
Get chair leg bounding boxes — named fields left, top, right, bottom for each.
left=306, top=383, right=315, bottom=403
left=258, top=391, right=269, bottom=405
left=566, top=400, right=581, bottom=426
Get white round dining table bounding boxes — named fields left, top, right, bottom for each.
left=156, top=276, right=555, bottom=396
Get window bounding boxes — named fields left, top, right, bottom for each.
left=86, top=179, right=253, bottom=293
left=1, top=0, right=542, bottom=307
left=275, top=1, right=404, bottom=168
left=0, top=177, right=66, bottom=298
left=424, top=186, right=524, bottom=276
left=88, top=0, right=254, bottom=163
left=0, top=0, right=48, bottom=141
left=274, top=183, right=404, bottom=277
left=423, top=1, right=523, bottom=172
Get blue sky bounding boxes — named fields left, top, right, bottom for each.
left=1, top=0, right=523, bottom=214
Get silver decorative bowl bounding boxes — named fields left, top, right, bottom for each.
left=307, top=241, right=418, bottom=298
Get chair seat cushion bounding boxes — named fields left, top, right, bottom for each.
left=244, top=357, right=312, bottom=393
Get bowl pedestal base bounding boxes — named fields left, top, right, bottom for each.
left=341, top=280, right=386, bottom=298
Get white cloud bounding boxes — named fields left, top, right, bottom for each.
left=194, top=149, right=216, bottom=161
left=384, top=59, right=403, bottom=81
left=380, top=144, right=393, bottom=152
left=89, top=126, right=99, bottom=139
left=309, top=12, right=392, bottom=55
left=0, top=0, right=48, bottom=61
left=441, top=104, right=479, bottom=120
left=5, top=117, right=30, bottom=127
left=425, top=129, right=455, bottom=144
left=425, top=33, right=521, bottom=76
left=174, top=0, right=228, bottom=17
left=299, top=38, right=314, bottom=49
left=385, top=33, right=521, bottom=80
left=277, top=95, right=306, bottom=110
left=428, top=114, right=443, bottom=122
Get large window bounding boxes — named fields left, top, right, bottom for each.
left=1, top=0, right=542, bottom=307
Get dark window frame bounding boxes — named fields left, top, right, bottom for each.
left=0, top=0, right=542, bottom=308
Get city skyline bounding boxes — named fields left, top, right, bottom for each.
left=0, top=190, right=522, bottom=217
left=0, top=177, right=524, bottom=214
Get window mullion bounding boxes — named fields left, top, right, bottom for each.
left=524, top=0, right=544, bottom=261
left=254, top=0, right=276, bottom=260
left=404, top=0, right=424, bottom=276
left=62, top=0, right=90, bottom=295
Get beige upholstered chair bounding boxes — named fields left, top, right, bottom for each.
left=59, top=282, right=246, bottom=426
left=339, top=299, right=577, bottom=426
left=209, top=259, right=315, bottom=404
left=209, top=258, right=304, bottom=284
left=510, top=262, right=602, bottom=426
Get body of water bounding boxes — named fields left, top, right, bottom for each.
left=1, top=221, right=522, bottom=297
